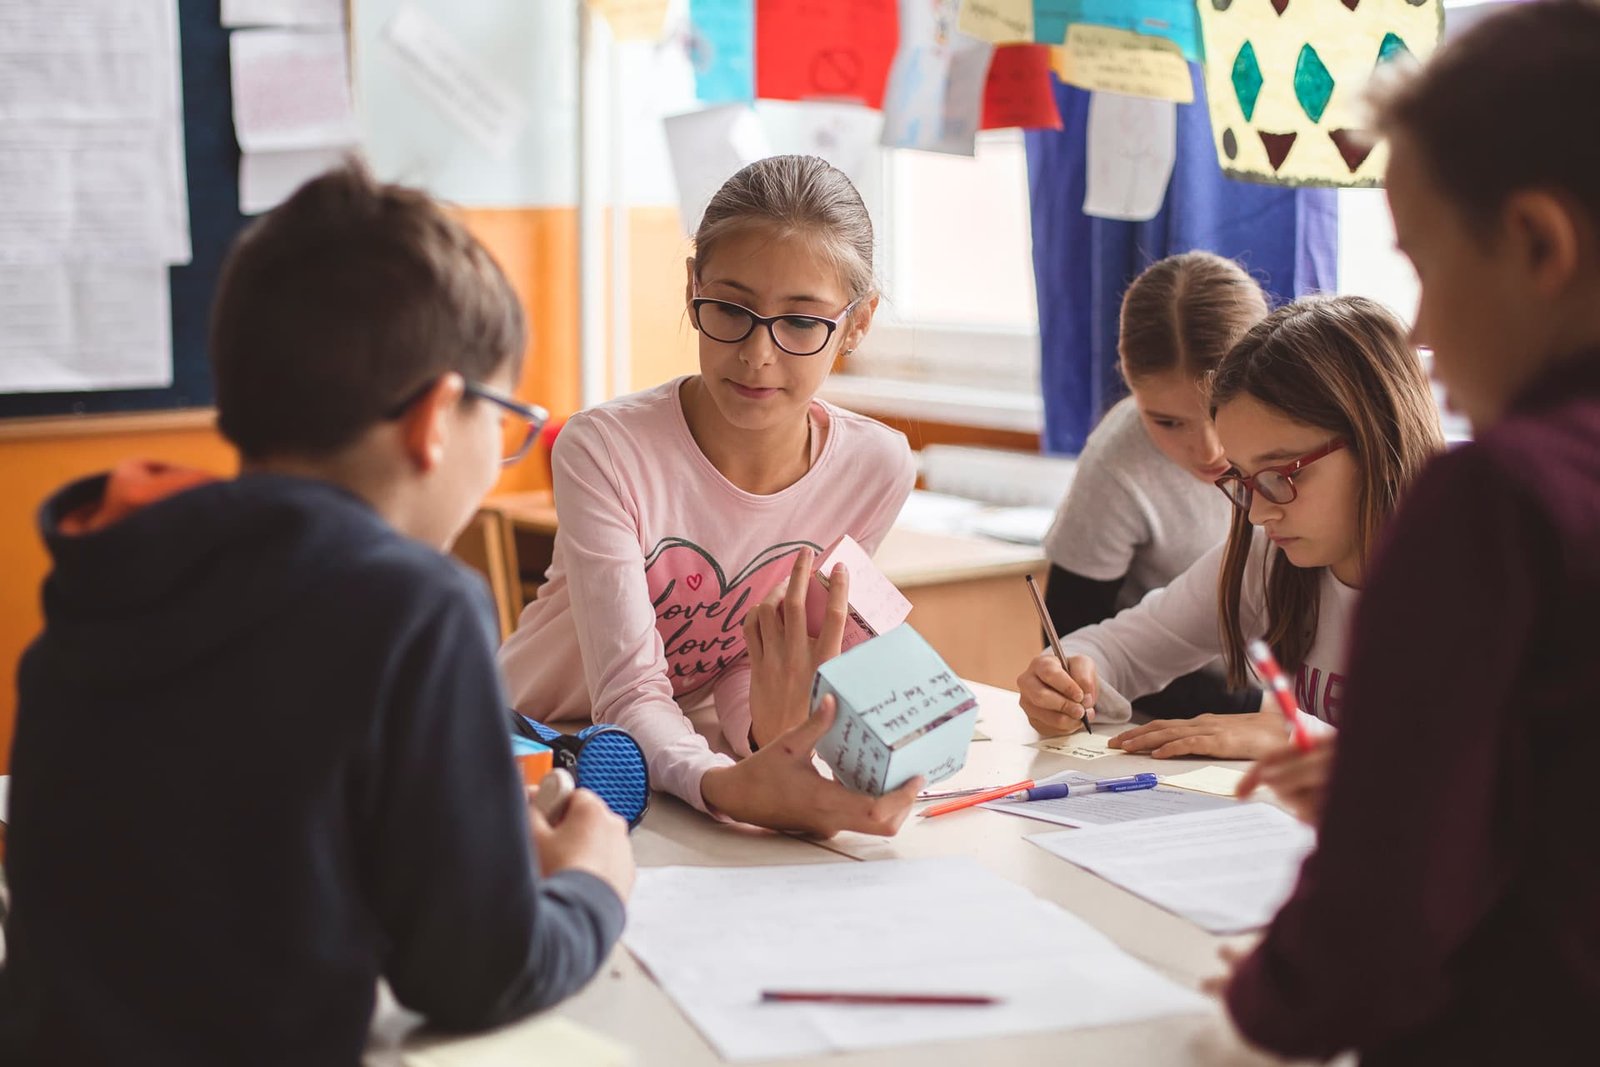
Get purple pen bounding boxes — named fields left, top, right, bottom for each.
left=1009, top=773, right=1159, bottom=802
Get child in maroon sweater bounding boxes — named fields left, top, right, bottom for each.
left=1221, top=3, right=1600, bottom=1062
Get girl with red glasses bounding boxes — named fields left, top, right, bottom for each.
left=1018, top=295, right=1444, bottom=759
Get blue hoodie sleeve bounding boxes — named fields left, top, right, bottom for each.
left=362, top=576, right=625, bottom=1030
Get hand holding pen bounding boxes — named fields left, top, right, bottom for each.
left=1017, top=574, right=1099, bottom=737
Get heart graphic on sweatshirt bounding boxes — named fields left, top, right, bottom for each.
left=645, top=537, right=820, bottom=697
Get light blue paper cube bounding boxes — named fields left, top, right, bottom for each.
left=811, top=625, right=980, bottom=796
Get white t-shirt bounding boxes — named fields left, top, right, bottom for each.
left=1058, top=528, right=1356, bottom=729
left=1043, top=397, right=1234, bottom=612
left=497, top=378, right=917, bottom=811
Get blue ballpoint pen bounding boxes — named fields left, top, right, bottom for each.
left=1010, top=773, right=1159, bottom=803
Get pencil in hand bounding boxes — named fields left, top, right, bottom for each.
left=1024, top=574, right=1092, bottom=735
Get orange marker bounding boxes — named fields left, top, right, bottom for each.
left=920, top=777, right=1039, bottom=819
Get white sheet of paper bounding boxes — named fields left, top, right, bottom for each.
left=625, top=858, right=1208, bottom=1061
left=1083, top=92, right=1176, bottom=222
left=663, top=105, right=771, bottom=234
left=983, top=771, right=1236, bottom=827
left=759, top=100, right=883, bottom=191
left=222, top=0, right=344, bottom=27
left=1031, top=804, right=1316, bottom=934
left=0, top=0, right=190, bottom=265
left=0, top=264, right=172, bottom=392
left=880, top=0, right=992, bottom=156
left=378, top=3, right=529, bottom=161
left=239, top=146, right=350, bottom=214
left=230, top=29, right=359, bottom=153
left=0, top=775, right=10, bottom=823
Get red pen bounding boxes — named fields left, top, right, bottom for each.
left=1247, top=639, right=1314, bottom=752
left=760, top=991, right=997, bottom=1006
left=919, top=777, right=1038, bottom=818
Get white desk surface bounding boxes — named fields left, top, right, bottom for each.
left=372, top=682, right=1300, bottom=1066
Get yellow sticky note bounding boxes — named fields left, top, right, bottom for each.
left=1031, top=732, right=1117, bottom=760
left=588, top=0, right=669, bottom=41
left=403, top=1015, right=631, bottom=1067
left=1160, top=766, right=1247, bottom=798
left=957, top=0, right=1033, bottom=44
left=1053, top=24, right=1194, bottom=104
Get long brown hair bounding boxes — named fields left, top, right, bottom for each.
left=1119, top=251, right=1268, bottom=382
left=1210, top=296, right=1445, bottom=687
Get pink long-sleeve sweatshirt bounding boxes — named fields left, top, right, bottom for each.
left=498, top=377, right=916, bottom=811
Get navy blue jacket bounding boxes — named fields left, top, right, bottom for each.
left=0, top=473, right=623, bottom=1065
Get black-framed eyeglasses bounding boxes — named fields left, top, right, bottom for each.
left=463, top=381, right=549, bottom=466
left=1214, top=438, right=1347, bottom=511
left=387, top=378, right=549, bottom=466
left=689, top=294, right=862, bottom=356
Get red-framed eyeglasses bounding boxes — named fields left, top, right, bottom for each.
left=1214, top=438, right=1347, bottom=511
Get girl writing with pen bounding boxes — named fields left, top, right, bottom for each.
left=1018, top=296, right=1444, bottom=760
left=1040, top=252, right=1268, bottom=720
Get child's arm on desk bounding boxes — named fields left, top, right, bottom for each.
left=370, top=588, right=629, bottom=1030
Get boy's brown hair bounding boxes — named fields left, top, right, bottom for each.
left=1375, top=0, right=1600, bottom=237
left=210, top=161, right=525, bottom=460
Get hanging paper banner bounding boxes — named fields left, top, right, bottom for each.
left=957, top=0, right=1032, bottom=42
left=980, top=43, right=1061, bottom=130
left=882, top=0, right=995, bottom=155
left=1033, top=1, right=1202, bottom=62
left=1083, top=91, right=1176, bottom=221
left=1053, top=24, right=1193, bottom=103
left=588, top=0, right=670, bottom=40
left=755, top=0, right=899, bottom=109
left=689, top=0, right=755, bottom=103
left=664, top=105, right=771, bottom=233
left=1196, top=0, right=1443, bottom=187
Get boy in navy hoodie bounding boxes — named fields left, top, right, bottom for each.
left=0, top=163, right=634, bottom=1065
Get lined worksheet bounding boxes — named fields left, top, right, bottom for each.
left=1031, top=803, right=1316, bottom=934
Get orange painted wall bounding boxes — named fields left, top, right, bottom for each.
left=0, top=205, right=698, bottom=772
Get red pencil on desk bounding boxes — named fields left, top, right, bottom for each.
left=1247, top=639, right=1314, bottom=752
left=761, top=991, right=997, bottom=1006
left=919, top=778, right=1038, bottom=818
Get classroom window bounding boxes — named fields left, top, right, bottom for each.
left=831, top=131, right=1044, bottom=429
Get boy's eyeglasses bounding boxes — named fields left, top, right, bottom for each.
left=462, top=381, right=549, bottom=466
left=690, top=295, right=862, bottom=356
left=387, top=379, right=549, bottom=466
left=1214, top=438, right=1347, bottom=511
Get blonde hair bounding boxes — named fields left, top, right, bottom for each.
left=692, top=155, right=875, bottom=301
left=1210, top=296, right=1445, bottom=687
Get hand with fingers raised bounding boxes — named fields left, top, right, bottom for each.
left=700, top=694, right=924, bottom=838
left=745, top=547, right=849, bottom=751
left=1017, top=649, right=1099, bottom=736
